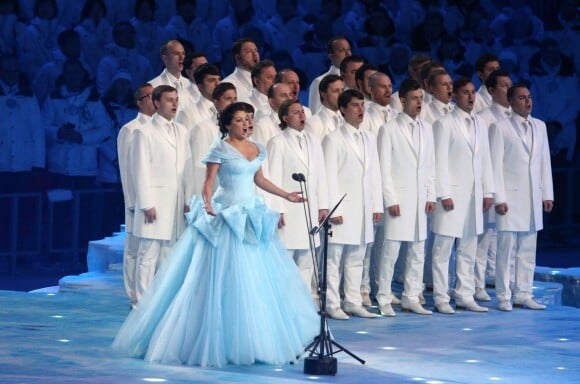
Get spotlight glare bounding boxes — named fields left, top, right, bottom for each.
left=556, top=367, right=566, bottom=371
left=380, top=346, right=397, bottom=350
left=58, top=339, right=70, bottom=343
left=557, top=338, right=569, bottom=341
left=426, top=380, right=445, bottom=384
left=51, top=315, right=63, bottom=319
left=307, top=376, right=320, bottom=380
left=462, top=328, right=472, bottom=331
left=47, top=293, right=56, bottom=296
left=550, top=270, right=560, bottom=275
left=142, top=379, right=167, bottom=383
left=355, top=331, right=369, bottom=334
left=411, top=378, right=425, bottom=382
left=488, top=377, right=503, bottom=381
left=465, top=359, right=479, bottom=363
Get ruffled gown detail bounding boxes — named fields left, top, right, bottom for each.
left=112, top=140, right=319, bottom=367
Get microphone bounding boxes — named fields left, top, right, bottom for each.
left=292, top=173, right=306, bottom=182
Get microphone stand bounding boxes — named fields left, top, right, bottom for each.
left=303, top=193, right=365, bottom=375
left=293, top=174, right=320, bottom=295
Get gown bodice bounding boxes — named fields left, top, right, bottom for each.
left=204, top=139, right=266, bottom=209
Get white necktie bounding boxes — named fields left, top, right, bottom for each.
left=354, top=131, right=364, bottom=158
left=411, top=121, right=420, bottom=150
left=443, top=105, right=449, bottom=114
left=466, top=116, right=476, bottom=147
left=174, top=80, right=182, bottom=90
left=297, top=133, right=303, bottom=149
left=333, top=114, right=341, bottom=129
left=523, top=120, right=533, bottom=148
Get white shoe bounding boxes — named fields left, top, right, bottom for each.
left=327, top=307, right=350, bottom=320
left=497, top=300, right=513, bottom=312
left=379, top=304, right=396, bottom=317
left=343, top=303, right=379, bottom=318
left=419, top=292, right=426, bottom=305
left=361, top=292, right=372, bottom=307
left=455, top=300, right=488, bottom=312
left=435, top=303, right=455, bottom=315
left=514, top=298, right=546, bottom=310
left=401, top=301, right=432, bottom=315
left=391, top=294, right=401, bottom=305
left=474, top=288, right=491, bottom=302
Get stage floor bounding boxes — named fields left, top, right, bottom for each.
left=1, top=269, right=579, bottom=384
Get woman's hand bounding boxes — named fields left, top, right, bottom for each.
left=204, top=201, right=216, bottom=216
left=286, top=191, right=306, bottom=203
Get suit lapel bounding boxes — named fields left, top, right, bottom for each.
left=398, top=115, right=417, bottom=156
left=284, top=129, right=308, bottom=167
left=509, top=117, right=531, bottom=154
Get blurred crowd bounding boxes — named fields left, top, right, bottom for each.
left=0, top=0, right=578, bottom=248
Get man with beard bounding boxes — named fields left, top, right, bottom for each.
left=222, top=37, right=260, bottom=101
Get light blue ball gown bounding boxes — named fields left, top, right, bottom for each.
left=112, top=139, right=319, bottom=367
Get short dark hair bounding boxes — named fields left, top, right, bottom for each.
left=453, top=77, right=472, bottom=93
left=319, top=74, right=343, bottom=102
left=327, top=36, right=349, bottom=54
left=398, top=78, right=421, bottom=99
left=427, top=69, right=450, bottom=88
left=274, top=68, right=297, bottom=84
left=507, top=83, right=529, bottom=101
left=251, top=60, right=275, bottom=82
left=184, top=51, right=206, bottom=70
left=355, top=63, right=378, bottom=85
left=475, top=53, right=500, bottom=73
left=339, top=55, right=365, bottom=74
left=212, top=82, right=236, bottom=100
left=152, top=84, right=177, bottom=102
left=193, top=63, right=220, bottom=85
left=338, top=89, right=364, bottom=110
left=485, top=69, right=511, bottom=90
left=419, top=61, right=444, bottom=84
left=231, top=37, right=257, bottom=57
left=133, top=83, right=152, bottom=103
left=278, top=99, right=301, bottom=129
left=408, top=53, right=431, bottom=72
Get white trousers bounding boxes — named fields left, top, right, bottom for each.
left=432, top=234, right=477, bottom=305
left=135, top=237, right=174, bottom=303
left=361, top=222, right=383, bottom=295
left=475, top=227, right=497, bottom=289
left=326, top=243, right=367, bottom=308
left=122, top=232, right=140, bottom=305
left=496, top=231, right=538, bottom=302
left=289, top=249, right=314, bottom=294
left=377, top=239, right=425, bottom=305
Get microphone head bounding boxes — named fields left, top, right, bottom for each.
left=292, top=173, right=305, bottom=182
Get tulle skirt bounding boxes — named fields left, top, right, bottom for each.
left=112, top=196, right=319, bottom=367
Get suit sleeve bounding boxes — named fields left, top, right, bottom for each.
left=432, top=119, right=450, bottom=199
left=322, top=135, right=344, bottom=217
left=377, top=124, right=397, bottom=208
left=489, top=122, right=506, bottom=205
left=539, top=121, right=554, bottom=201
left=479, top=117, right=495, bottom=197
left=367, top=133, right=384, bottom=213
left=425, top=124, right=437, bottom=202
left=130, top=128, right=154, bottom=210
left=266, top=137, right=286, bottom=214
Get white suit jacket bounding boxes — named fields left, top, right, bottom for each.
left=130, top=113, right=195, bottom=241
left=431, top=108, right=495, bottom=238
left=489, top=114, right=554, bottom=232
left=364, top=101, right=396, bottom=138
left=176, top=96, right=216, bottom=131
left=149, top=68, right=196, bottom=113
left=253, top=111, right=281, bottom=146
left=117, top=112, right=150, bottom=233
left=378, top=113, right=436, bottom=242
left=267, top=129, right=329, bottom=249
left=190, top=115, right=220, bottom=194
left=305, top=105, right=342, bottom=142
left=323, top=123, right=383, bottom=245
left=307, top=65, right=340, bottom=113
left=222, top=66, right=252, bottom=101
left=422, top=97, right=453, bottom=125
left=473, top=84, right=492, bottom=113
left=477, top=102, right=511, bottom=225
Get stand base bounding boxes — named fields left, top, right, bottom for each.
left=303, top=356, right=338, bottom=375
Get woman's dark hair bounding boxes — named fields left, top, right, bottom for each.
left=278, top=99, right=301, bottom=129
left=218, top=102, right=249, bottom=139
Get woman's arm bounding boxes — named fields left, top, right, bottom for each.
left=254, top=166, right=304, bottom=202
left=202, top=163, right=220, bottom=215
